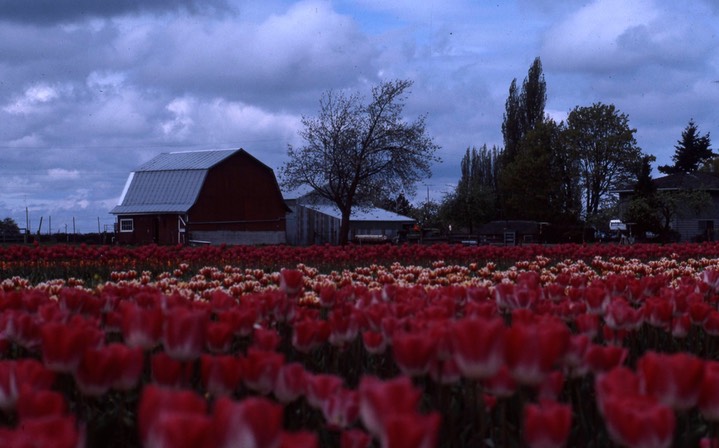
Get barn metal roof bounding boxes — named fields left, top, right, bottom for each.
left=136, top=149, right=237, bottom=171
left=111, top=149, right=239, bottom=215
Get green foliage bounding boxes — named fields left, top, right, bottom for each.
left=442, top=145, right=501, bottom=233
left=564, top=102, right=645, bottom=220
left=659, top=119, right=714, bottom=174
left=500, top=119, right=581, bottom=223
left=0, top=217, right=22, bottom=241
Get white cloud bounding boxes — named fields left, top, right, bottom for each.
left=4, top=84, right=61, bottom=114
left=47, top=168, right=81, bottom=180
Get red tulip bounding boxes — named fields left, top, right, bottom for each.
left=75, top=345, right=124, bottom=396
left=200, top=354, right=244, bottom=397
left=4, top=415, right=83, bottom=448
left=322, top=388, right=360, bottom=429
left=450, top=317, right=505, bottom=380
left=391, top=330, right=437, bottom=376
left=341, top=429, right=372, bottom=448
left=0, top=360, right=55, bottom=411
left=504, top=318, right=570, bottom=385
left=16, top=387, right=67, bottom=419
left=604, top=297, right=644, bottom=331
left=242, top=348, right=284, bottom=395
left=217, top=306, right=258, bottom=337
left=482, top=365, right=517, bottom=398
left=205, top=322, right=234, bottom=354
left=274, top=362, right=308, bottom=404
left=207, top=396, right=284, bottom=448
left=252, top=327, right=281, bottom=351
left=583, top=344, right=627, bottom=374
left=292, top=319, right=330, bottom=353
left=602, top=394, right=674, bottom=448
left=595, top=367, right=641, bottom=417
left=699, top=361, right=719, bottom=421
left=138, top=385, right=209, bottom=447
left=358, top=376, right=422, bottom=438
left=704, top=310, right=719, bottom=335
left=637, top=351, right=705, bottom=411
left=151, top=352, right=193, bottom=388
left=120, top=302, right=164, bottom=350
left=380, top=411, right=441, bottom=448
left=362, top=330, right=387, bottom=355
left=279, top=431, right=319, bottom=448
left=163, top=307, right=208, bottom=361
left=306, top=373, right=344, bottom=409
left=280, top=268, right=304, bottom=298
left=40, top=318, right=104, bottom=373
left=523, top=399, right=572, bottom=448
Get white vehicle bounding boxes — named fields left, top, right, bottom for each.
left=609, top=219, right=627, bottom=231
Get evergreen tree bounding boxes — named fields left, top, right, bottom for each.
left=658, top=119, right=713, bottom=174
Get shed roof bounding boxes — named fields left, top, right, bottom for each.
left=111, top=149, right=239, bottom=215
left=303, top=204, right=415, bottom=222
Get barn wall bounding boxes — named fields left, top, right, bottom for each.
left=189, top=151, right=287, bottom=234
left=115, top=214, right=183, bottom=245
left=190, top=230, right=285, bottom=245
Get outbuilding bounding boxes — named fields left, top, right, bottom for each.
left=111, top=149, right=288, bottom=245
left=285, top=197, right=415, bottom=245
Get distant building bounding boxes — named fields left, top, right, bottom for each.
left=476, top=220, right=545, bottom=245
left=285, top=195, right=415, bottom=245
left=615, top=171, right=719, bottom=242
left=111, top=149, right=288, bottom=245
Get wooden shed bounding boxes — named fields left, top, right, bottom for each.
left=111, top=149, right=288, bottom=245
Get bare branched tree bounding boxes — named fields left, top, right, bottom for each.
left=281, top=79, right=440, bottom=244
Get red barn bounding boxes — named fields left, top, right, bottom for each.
left=110, top=149, right=288, bottom=245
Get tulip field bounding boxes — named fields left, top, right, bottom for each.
left=5, top=242, right=719, bottom=447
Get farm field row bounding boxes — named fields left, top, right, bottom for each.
left=2, top=243, right=719, bottom=447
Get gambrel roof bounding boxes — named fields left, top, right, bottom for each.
left=110, top=149, right=237, bottom=215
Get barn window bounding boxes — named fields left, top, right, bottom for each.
left=120, top=218, right=134, bottom=232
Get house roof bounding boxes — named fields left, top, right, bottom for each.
left=110, top=149, right=239, bottom=215
left=303, top=204, right=415, bottom=223
left=652, top=172, right=719, bottom=191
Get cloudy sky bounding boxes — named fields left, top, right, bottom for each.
left=1, top=0, right=718, bottom=233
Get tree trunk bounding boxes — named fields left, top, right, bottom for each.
left=339, top=208, right=352, bottom=245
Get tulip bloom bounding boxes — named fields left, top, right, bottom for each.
left=138, top=385, right=209, bottom=447
left=700, top=361, right=719, bottom=421
left=602, top=395, right=675, bottom=448
left=120, top=302, right=164, bottom=350
left=637, top=351, right=705, bottom=411
left=200, top=354, right=244, bottom=397
left=523, top=400, right=572, bottom=448
left=450, top=317, right=505, bottom=380
left=207, top=397, right=284, bottom=448
left=391, top=331, right=437, bottom=377
left=163, top=307, right=208, bottom=361
left=274, top=362, right=308, bottom=404
left=358, top=376, right=422, bottom=438
left=504, top=318, right=570, bottom=385
left=40, top=318, right=104, bottom=373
